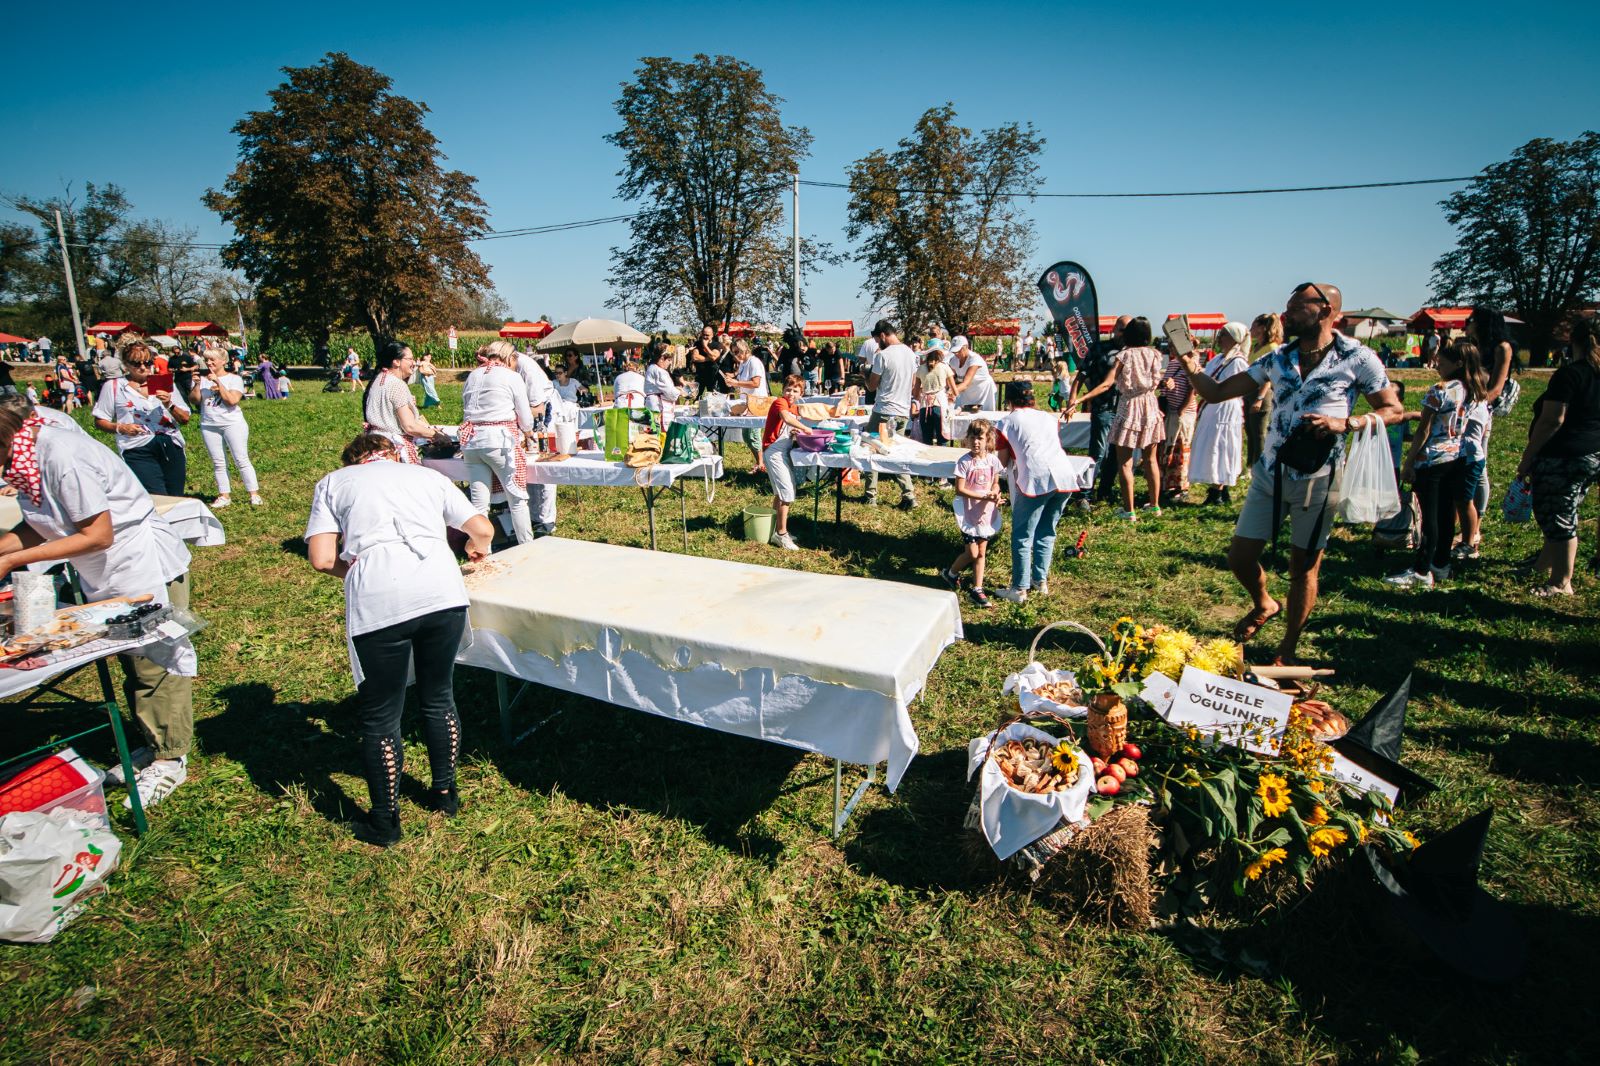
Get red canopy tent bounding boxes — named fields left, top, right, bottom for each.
left=969, top=319, right=1021, bottom=336
left=723, top=321, right=755, bottom=338
left=499, top=321, right=554, bottom=339
left=1408, top=307, right=1473, bottom=332
left=802, top=320, right=854, bottom=338
left=85, top=321, right=143, bottom=336
left=1098, top=316, right=1121, bottom=336
left=168, top=321, right=229, bottom=337
left=0, top=332, right=32, bottom=345
left=1168, top=313, right=1227, bottom=333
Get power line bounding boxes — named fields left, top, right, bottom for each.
left=2, top=172, right=1476, bottom=255
left=798, top=175, right=1475, bottom=199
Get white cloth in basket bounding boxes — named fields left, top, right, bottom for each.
left=1001, top=663, right=1088, bottom=718
left=966, top=722, right=1095, bottom=861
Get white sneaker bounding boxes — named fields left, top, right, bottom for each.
left=212, top=496, right=231, bottom=509
left=1036, top=579, right=1050, bottom=596
left=249, top=494, right=264, bottom=506
left=992, top=587, right=1029, bottom=603
left=770, top=531, right=800, bottom=551
left=1383, top=569, right=1434, bottom=588
left=104, top=746, right=153, bottom=787
left=123, top=757, right=187, bottom=811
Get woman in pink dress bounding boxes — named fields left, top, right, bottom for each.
left=1072, top=316, right=1166, bottom=519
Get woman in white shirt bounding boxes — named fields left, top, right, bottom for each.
left=993, top=381, right=1080, bottom=603
left=364, top=341, right=447, bottom=464
left=306, top=432, right=494, bottom=846
left=93, top=341, right=191, bottom=496
left=948, top=336, right=998, bottom=411
left=0, top=408, right=197, bottom=813
left=190, top=347, right=261, bottom=507
left=1188, top=322, right=1251, bottom=504
left=612, top=360, right=647, bottom=408
left=460, top=343, right=536, bottom=544
left=722, top=339, right=770, bottom=471
left=644, top=348, right=681, bottom=418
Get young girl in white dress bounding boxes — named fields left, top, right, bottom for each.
left=939, top=419, right=1005, bottom=607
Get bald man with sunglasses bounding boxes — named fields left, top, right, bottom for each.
left=1181, top=282, right=1403, bottom=663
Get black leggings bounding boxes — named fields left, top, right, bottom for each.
left=1413, top=459, right=1464, bottom=572
left=351, top=607, right=467, bottom=815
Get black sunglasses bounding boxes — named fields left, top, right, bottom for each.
left=1292, top=282, right=1330, bottom=306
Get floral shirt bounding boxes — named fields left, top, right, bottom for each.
left=1246, top=334, right=1389, bottom=479
left=1418, top=380, right=1470, bottom=467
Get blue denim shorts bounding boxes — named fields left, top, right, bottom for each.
left=1456, top=457, right=1486, bottom=501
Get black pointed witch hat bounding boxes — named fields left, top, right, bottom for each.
left=1365, top=809, right=1525, bottom=981
left=1331, top=673, right=1437, bottom=802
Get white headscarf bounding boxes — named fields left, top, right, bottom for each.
left=1219, top=321, right=1249, bottom=358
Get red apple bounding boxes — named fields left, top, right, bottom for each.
left=1092, top=757, right=1107, bottom=775
left=1095, top=775, right=1121, bottom=795
left=1122, top=743, right=1142, bottom=761
left=1118, top=759, right=1139, bottom=778
left=1106, top=763, right=1127, bottom=783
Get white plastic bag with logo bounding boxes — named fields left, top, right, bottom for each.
left=1330, top=421, right=1401, bottom=524
left=0, top=810, right=122, bottom=944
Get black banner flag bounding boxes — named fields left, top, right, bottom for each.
left=1036, top=261, right=1099, bottom=365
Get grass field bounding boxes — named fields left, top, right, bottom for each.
left=3, top=373, right=1598, bottom=1064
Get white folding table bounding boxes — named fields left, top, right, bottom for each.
left=944, top=411, right=1093, bottom=451
left=422, top=449, right=723, bottom=551
left=458, top=538, right=963, bottom=836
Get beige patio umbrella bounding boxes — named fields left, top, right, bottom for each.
left=536, top=318, right=651, bottom=403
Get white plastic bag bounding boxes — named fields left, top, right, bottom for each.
left=1331, top=421, right=1400, bottom=524
left=0, top=810, right=122, bottom=944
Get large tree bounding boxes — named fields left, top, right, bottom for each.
left=606, top=55, right=813, bottom=330
left=204, top=52, right=491, bottom=346
left=3, top=183, right=160, bottom=342
left=846, top=105, right=1043, bottom=336
left=1431, top=131, right=1600, bottom=364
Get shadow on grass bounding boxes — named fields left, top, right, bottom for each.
left=1223, top=862, right=1600, bottom=1063
left=840, top=749, right=989, bottom=893
left=200, top=681, right=367, bottom=827
left=465, top=670, right=805, bottom=864
left=278, top=536, right=309, bottom=560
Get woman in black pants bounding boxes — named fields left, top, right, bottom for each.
left=92, top=341, right=190, bottom=495
left=305, top=434, right=495, bottom=845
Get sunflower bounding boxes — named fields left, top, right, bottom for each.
left=1257, top=773, right=1291, bottom=818
left=1244, top=847, right=1288, bottom=881
left=1307, top=805, right=1329, bottom=826
left=1355, top=819, right=1370, bottom=844
left=1308, top=826, right=1350, bottom=857
left=1402, top=830, right=1420, bottom=850
left=1050, top=741, right=1080, bottom=776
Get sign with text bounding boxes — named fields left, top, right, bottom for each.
left=1154, top=667, right=1293, bottom=754
left=1325, top=749, right=1401, bottom=806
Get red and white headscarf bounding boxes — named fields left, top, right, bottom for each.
left=4, top=412, right=47, bottom=505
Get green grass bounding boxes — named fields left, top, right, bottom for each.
left=2, top=372, right=1597, bottom=1063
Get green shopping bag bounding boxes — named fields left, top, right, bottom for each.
left=603, top=406, right=634, bottom=462
left=661, top=421, right=697, bottom=464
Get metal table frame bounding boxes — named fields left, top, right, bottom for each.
left=488, top=672, right=879, bottom=839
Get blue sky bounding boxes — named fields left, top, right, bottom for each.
left=4, top=1, right=1595, bottom=331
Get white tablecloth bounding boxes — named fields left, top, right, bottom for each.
left=0, top=631, right=165, bottom=701
left=945, top=411, right=1092, bottom=451
left=0, top=495, right=225, bottom=548
left=790, top=442, right=973, bottom=479
left=674, top=412, right=869, bottom=432
left=423, top=450, right=723, bottom=489
left=459, top=538, right=963, bottom=789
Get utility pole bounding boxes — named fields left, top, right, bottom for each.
left=54, top=210, right=88, bottom=360
left=792, top=174, right=801, bottom=329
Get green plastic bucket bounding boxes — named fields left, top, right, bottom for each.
left=743, top=507, right=776, bottom=543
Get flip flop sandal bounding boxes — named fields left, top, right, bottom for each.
left=1232, top=605, right=1282, bottom=642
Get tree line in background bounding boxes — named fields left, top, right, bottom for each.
left=3, top=49, right=1595, bottom=361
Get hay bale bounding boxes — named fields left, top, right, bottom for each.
left=962, top=796, right=1157, bottom=929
